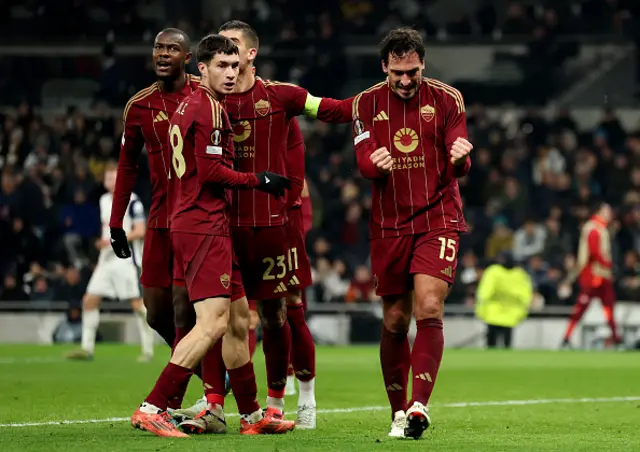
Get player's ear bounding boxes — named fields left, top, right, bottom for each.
left=381, top=60, right=388, bottom=74
left=248, top=48, right=257, bottom=63
left=184, top=51, right=193, bottom=66
left=197, top=62, right=207, bottom=77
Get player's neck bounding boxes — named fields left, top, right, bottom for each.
left=235, top=67, right=256, bottom=93
left=158, top=73, right=187, bottom=93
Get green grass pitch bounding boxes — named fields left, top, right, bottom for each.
left=0, top=344, right=638, bottom=451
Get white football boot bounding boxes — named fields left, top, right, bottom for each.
left=296, top=404, right=316, bottom=429
left=170, top=396, right=207, bottom=423
left=388, top=410, right=407, bottom=438
left=404, top=402, right=431, bottom=440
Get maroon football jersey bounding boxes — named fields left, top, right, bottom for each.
left=110, top=74, right=200, bottom=229
left=224, top=78, right=354, bottom=227
left=352, top=78, right=470, bottom=239
left=170, top=86, right=259, bottom=236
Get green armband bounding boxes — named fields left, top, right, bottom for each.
left=303, top=94, right=322, bottom=118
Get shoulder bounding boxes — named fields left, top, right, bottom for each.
left=261, top=78, right=299, bottom=91
left=425, top=78, right=465, bottom=113
left=187, top=74, right=201, bottom=89
left=123, top=83, right=159, bottom=122
left=352, top=81, right=387, bottom=117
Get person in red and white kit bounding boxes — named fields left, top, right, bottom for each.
left=561, top=202, right=620, bottom=348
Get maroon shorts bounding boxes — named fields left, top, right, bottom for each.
left=370, top=229, right=460, bottom=296
left=171, top=231, right=245, bottom=303
left=578, top=281, right=616, bottom=308
left=140, top=228, right=172, bottom=289
left=232, top=225, right=301, bottom=300
left=286, top=208, right=312, bottom=288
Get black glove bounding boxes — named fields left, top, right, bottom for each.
left=110, top=227, right=131, bottom=259
left=255, top=172, right=291, bottom=198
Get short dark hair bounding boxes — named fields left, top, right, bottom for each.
left=379, top=28, right=425, bottom=64
left=196, top=34, right=239, bottom=65
left=157, top=28, right=191, bottom=50
left=219, top=20, right=259, bottom=50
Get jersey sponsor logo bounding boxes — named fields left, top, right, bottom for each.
left=233, top=121, right=251, bottom=142
left=394, top=128, right=419, bottom=153
left=373, top=111, right=389, bottom=122
left=354, top=131, right=370, bottom=146
left=211, top=129, right=222, bottom=146
left=254, top=99, right=271, bottom=116
left=420, top=104, right=435, bottom=122
left=154, top=111, right=169, bottom=123
left=206, top=145, right=222, bottom=155
left=220, top=273, right=230, bottom=289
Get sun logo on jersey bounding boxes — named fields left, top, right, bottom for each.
left=394, top=128, right=419, bottom=153
left=233, top=121, right=251, bottom=142
left=254, top=99, right=270, bottom=116
left=420, top=104, right=435, bottom=122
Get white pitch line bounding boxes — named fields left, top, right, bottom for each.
left=1, top=396, right=639, bottom=428
left=0, top=357, right=64, bottom=365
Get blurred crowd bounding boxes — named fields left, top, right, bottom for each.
left=0, top=0, right=639, bottom=307
left=1, top=98, right=639, bottom=306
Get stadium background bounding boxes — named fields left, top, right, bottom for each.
left=1, top=1, right=640, bottom=450
left=0, top=0, right=638, bottom=349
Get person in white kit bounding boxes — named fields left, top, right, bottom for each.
left=66, top=161, right=156, bottom=362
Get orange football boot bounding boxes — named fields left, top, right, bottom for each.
left=240, top=407, right=295, bottom=435
left=131, top=407, right=189, bottom=438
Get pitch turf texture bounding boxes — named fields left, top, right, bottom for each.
left=0, top=345, right=638, bottom=451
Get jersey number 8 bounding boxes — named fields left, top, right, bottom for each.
left=170, top=124, right=186, bottom=179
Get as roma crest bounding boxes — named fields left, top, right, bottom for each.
left=254, top=99, right=270, bottom=116
left=420, top=104, right=435, bottom=122
left=220, top=273, right=230, bottom=289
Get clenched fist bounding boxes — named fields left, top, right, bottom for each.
left=370, top=147, right=393, bottom=174
left=450, top=137, right=473, bottom=165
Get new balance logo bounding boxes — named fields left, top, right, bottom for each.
left=373, top=111, right=389, bottom=121
left=288, top=275, right=300, bottom=286
left=386, top=383, right=403, bottom=392
left=441, top=266, right=453, bottom=278
left=154, top=111, right=169, bottom=122
left=273, top=282, right=288, bottom=293
left=415, top=372, right=433, bottom=382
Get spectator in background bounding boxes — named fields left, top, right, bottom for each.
left=513, top=218, right=547, bottom=262
left=617, top=251, right=640, bottom=301
left=312, top=258, right=350, bottom=302
left=59, top=188, right=100, bottom=268
left=0, top=273, right=28, bottom=301
left=52, top=306, right=83, bottom=344
left=54, top=266, right=87, bottom=308
left=485, top=216, right=514, bottom=260
left=30, top=276, right=55, bottom=302
left=345, top=265, right=377, bottom=303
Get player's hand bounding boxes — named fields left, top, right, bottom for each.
left=370, top=147, right=393, bottom=174
left=450, top=137, right=473, bottom=165
left=110, top=227, right=132, bottom=259
left=256, top=172, right=291, bottom=198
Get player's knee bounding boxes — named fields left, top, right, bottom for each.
left=199, top=316, right=228, bottom=342
left=383, top=309, right=411, bottom=335
left=257, top=298, right=287, bottom=329
left=414, top=295, right=444, bottom=320
left=82, top=294, right=100, bottom=310
left=285, top=291, right=302, bottom=306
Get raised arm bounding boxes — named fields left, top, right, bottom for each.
left=193, top=99, right=259, bottom=188
left=443, top=88, right=471, bottom=178
left=352, top=92, right=389, bottom=180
